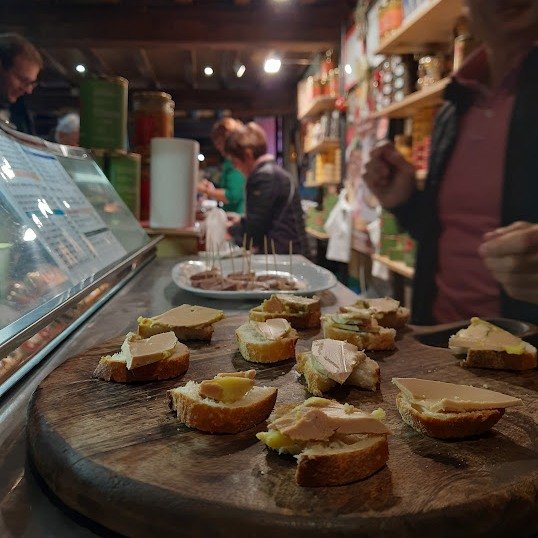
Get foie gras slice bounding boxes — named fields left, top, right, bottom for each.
left=366, top=297, right=400, bottom=313
left=269, top=397, right=390, bottom=441
left=254, top=318, right=291, bottom=340
left=150, top=304, right=224, bottom=328
left=311, top=339, right=362, bottom=384
left=448, top=317, right=528, bottom=354
left=392, top=378, right=523, bottom=413
left=121, top=331, right=178, bottom=370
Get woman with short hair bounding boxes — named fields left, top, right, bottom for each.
left=225, top=122, right=309, bottom=256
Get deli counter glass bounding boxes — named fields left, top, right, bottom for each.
left=0, top=124, right=154, bottom=397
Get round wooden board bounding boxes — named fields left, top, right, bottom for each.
left=27, top=316, right=538, bottom=537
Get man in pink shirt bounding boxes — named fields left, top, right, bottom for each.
left=364, top=0, right=538, bottom=324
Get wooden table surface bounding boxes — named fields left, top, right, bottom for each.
left=27, top=312, right=538, bottom=537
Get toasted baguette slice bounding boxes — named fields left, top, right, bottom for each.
left=249, top=294, right=321, bottom=330
left=93, top=342, right=189, bottom=383
left=295, top=434, right=389, bottom=487
left=138, top=305, right=224, bottom=341
left=296, top=351, right=379, bottom=395
left=449, top=317, right=537, bottom=371
left=461, top=346, right=537, bottom=370
left=168, top=380, right=277, bottom=433
left=236, top=322, right=298, bottom=363
left=395, top=392, right=504, bottom=439
left=322, top=321, right=396, bottom=351
left=341, top=298, right=410, bottom=329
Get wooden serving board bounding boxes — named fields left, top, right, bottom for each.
left=27, top=316, right=538, bottom=537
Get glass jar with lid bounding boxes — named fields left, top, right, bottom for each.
left=132, top=91, right=175, bottom=157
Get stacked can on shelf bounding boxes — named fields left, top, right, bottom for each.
left=80, top=76, right=142, bottom=219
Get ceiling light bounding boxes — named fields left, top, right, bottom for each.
left=344, top=64, right=353, bottom=75
left=236, top=64, right=246, bottom=78
left=198, top=153, right=205, bottom=162
left=75, top=64, right=86, bottom=73
left=204, top=66, right=214, bottom=76
left=264, top=57, right=281, bottom=74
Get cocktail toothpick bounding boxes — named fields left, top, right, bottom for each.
left=271, top=239, right=277, bottom=275
left=229, top=241, right=235, bottom=274
left=289, top=240, right=293, bottom=285
left=264, top=235, right=268, bottom=275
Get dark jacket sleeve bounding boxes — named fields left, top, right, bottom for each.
left=244, top=170, right=279, bottom=248
left=390, top=190, right=425, bottom=242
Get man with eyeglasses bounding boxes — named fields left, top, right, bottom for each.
left=0, top=33, right=43, bottom=134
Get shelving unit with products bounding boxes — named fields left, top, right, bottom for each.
left=344, top=0, right=469, bottom=302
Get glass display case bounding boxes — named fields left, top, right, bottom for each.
left=0, top=124, right=155, bottom=396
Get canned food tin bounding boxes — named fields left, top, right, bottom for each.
left=80, top=76, right=128, bottom=150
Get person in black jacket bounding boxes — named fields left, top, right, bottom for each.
left=364, top=0, right=538, bottom=325
left=224, top=122, right=309, bottom=256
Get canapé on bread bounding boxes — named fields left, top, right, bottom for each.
left=341, top=297, right=410, bottom=329
left=236, top=319, right=298, bottom=363
left=257, top=397, right=390, bottom=487
left=393, top=377, right=522, bottom=439
left=296, top=339, right=380, bottom=395
left=137, top=304, right=224, bottom=341
left=448, top=317, right=537, bottom=371
left=322, top=311, right=396, bottom=350
left=249, top=294, right=321, bottom=330
left=93, top=332, right=189, bottom=383
left=168, top=370, right=277, bottom=433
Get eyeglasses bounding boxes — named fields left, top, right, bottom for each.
left=9, top=70, right=39, bottom=90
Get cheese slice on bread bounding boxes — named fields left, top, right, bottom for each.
left=296, top=339, right=380, bottom=395
left=322, top=311, right=396, bottom=350
left=138, top=304, right=224, bottom=341
left=249, top=294, right=321, bottom=330
left=448, top=317, right=537, bottom=371
left=393, top=377, right=522, bottom=439
left=257, top=397, right=389, bottom=487
left=168, top=370, right=277, bottom=433
left=236, top=319, right=298, bottom=363
left=94, top=332, right=189, bottom=383
left=341, top=297, right=410, bottom=329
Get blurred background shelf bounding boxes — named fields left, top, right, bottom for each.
left=304, top=138, right=340, bottom=154
left=375, top=0, right=464, bottom=55
left=298, top=96, right=337, bottom=121
left=372, top=254, right=414, bottom=279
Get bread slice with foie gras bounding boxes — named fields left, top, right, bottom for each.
left=249, top=294, right=321, bottom=330
left=257, top=397, right=390, bottom=487
left=448, top=317, right=537, bottom=371
left=340, top=297, right=410, bottom=329
left=168, top=370, right=277, bottom=434
left=296, top=338, right=380, bottom=395
left=322, top=310, right=396, bottom=351
left=393, top=377, right=523, bottom=439
left=94, top=331, right=189, bottom=383
left=137, top=304, right=224, bottom=342
left=236, top=318, right=298, bottom=363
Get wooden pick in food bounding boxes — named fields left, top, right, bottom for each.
left=229, top=241, right=235, bottom=274
left=217, top=244, right=224, bottom=287
left=264, top=236, right=268, bottom=275
left=289, top=240, right=293, bottom=284
left=271, top=239, right=277, bottom=275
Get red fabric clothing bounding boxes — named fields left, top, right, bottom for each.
left=433, top=48, right=521, bottom=323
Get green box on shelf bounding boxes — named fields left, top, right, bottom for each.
left=381, top=210, right=400, bottom=235
left=381, top=235, right=398, bottom=255
left=389, top=247, right=405, bottom=262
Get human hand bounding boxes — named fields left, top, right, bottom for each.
left=197, top=178, right=215, bottom=195
left=479, top=221, right=538, bottom=304
left=226, top=212, right=241, bottom=226
left=363, top=142, right=416, bottom=208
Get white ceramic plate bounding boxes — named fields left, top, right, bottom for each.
left=171, top=255, right=337, bottom=300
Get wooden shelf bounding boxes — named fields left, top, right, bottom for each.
left=372, top=77, right=450, bottom=119
left=304, top=138, right=340, bottom=154
left=375, top=0, right=464, bottom=55
left=372, top=254, right=414, bottom=279
left=304, top=180, right=341, bottom=188
left=298, top=96, right=337, bottom=121
left=306, top=227, right=329, bottom=240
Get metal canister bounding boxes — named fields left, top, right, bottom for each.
left=80, top=76, right=128, bottom=150
left=132, top=91, right=174, bottom=157
left=106, top=151, right=141, bottom=219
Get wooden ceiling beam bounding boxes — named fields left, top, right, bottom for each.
left=0, top=3, right=344, bottom=51
left=81, top=48, right=112, bottom=76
